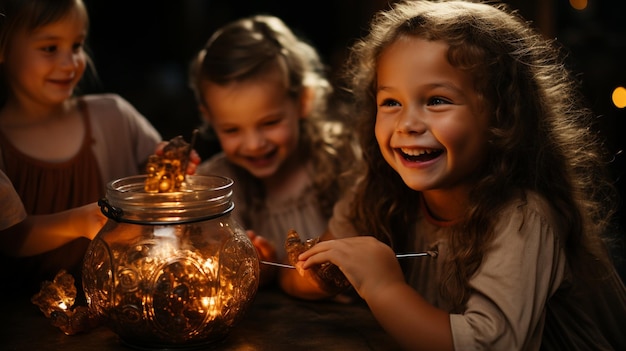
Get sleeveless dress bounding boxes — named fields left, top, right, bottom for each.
left=0, top=99, right=102, bottom=296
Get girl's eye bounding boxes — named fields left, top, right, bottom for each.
left=220, top=127, right=238, bottom=134
left=427, top=97, right=450, bottom=106
left=40, top=45, right=57, bottom=53
left=262, top=119, right=281, bottom=127
left=72, top=42, right=84, bottom=52
left=379, top=98, right=400, bottom=107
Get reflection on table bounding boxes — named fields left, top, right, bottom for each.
left=0, top=286, right=402, bottom=350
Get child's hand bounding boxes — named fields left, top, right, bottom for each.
left=247, top=230, right=278, bottom=286
left=185, top=148, right=201, bottom=175
left=298, top=236, right=405, bottom=300
left=69, top=202, right=107, bottom=240
left=82, top=203, right=108, bottom=240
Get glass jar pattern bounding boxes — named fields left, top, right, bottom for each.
left=82, top=175, right=259, bottom=350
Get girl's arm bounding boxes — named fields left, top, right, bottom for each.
left=366, top=280, right=454, bottom=351
left=0, top=202, right=106, bottom=257
left=298, top=236, right=454, bottom=351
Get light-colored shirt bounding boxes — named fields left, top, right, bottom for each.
left=0, top=169, right=26, bottom=231
left=329, top=189, right=626, bottom=350
left=197, top=153, right=326, bottom=261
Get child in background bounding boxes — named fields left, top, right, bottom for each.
left=0, top=0, right=162, bottom=295
left=190, top=15, right=357, bottom=285
left=280, top=1, right=626, bottom=349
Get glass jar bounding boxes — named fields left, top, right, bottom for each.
left=83, top=175, right=259, bottom=350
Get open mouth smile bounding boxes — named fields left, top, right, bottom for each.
left=398, top=147, right=443, bottom=162
left=245, top=149, right=278, bottom=166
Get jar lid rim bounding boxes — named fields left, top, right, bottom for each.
left=102, top=175, right=235, bottom=223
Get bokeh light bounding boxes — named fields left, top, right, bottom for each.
left=612, top=86, right=626, bottom=109
left=569, top=0, right=588, bottom=10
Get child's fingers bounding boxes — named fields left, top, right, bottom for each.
left=185, top=150, right=201, bottom=175
left=185, top=161, right=197, bottom=175
left=189, top=149, right=201, bottom=165
left=154, top=141, right=168, bottom=155
left=186, top=149, right=202, bottom=175
left=299, top=244, right=337, bottom=269
left=247, top=231, right=277, bottom=262
left=298, top=239, right=334, bottom=261
left=246, top=230, right=256, bottom=240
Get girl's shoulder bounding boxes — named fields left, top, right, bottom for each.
left=79, top=93, right=137, bottom=115
left=495, top=190, right=566, bottom=240
left=79, top=93, right=158, bottom=136
left=197, top=153, right=238, bottom=178
left=505, top=191, right=554, bottom=216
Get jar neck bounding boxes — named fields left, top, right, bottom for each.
left=101, top=175, right=235, bottom=225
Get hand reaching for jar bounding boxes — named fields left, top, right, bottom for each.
left=247, top=230, right=278, bottom=287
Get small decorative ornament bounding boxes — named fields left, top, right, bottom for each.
left=31, top=270, right=101, bottom=335
left=144, top=134, right=194, bottom=193
left=285, top=229, right=352, bottom=294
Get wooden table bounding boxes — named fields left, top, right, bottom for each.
left=0, top=287, right=402, bottom=351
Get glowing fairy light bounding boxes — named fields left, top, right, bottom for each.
left=201, top=296, right=220, bottom=318
left=612, top=86, right=626, bottom=109
left=569, top=0, right=588, bottom=10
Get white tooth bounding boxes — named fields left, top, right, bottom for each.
left=401, top=148, right=430, bottom=156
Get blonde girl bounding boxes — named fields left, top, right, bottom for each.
left=190, top=15, right=357, bottom=284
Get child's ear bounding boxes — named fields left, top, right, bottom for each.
left=299, top=87, right=315, bottom=119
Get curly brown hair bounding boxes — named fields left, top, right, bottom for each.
left=342, top=0, right=619, bottom=310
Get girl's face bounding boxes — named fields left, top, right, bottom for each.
left=2, top=5, right=87, bottom=108
left=200, top=72, right=304, bottom=180
left=375, top=37, right=490, bottom=196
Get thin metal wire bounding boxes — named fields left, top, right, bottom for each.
left=260, top=261, right=296, bottom=269
left=260, top=251, right=438, bottom=269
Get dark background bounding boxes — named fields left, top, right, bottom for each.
left=81, top=0, right=625, bottom=264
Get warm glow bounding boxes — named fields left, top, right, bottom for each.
left=58, top=301, right=68, bottom=310
left=613, top=86, right=626, bottom=108
left=203, top=257, right=218, bottom=276
left=569, top=0, right=588, bottom=10
left=202, top=296, right=219, bottom=318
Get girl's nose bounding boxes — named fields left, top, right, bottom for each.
left=397, top=108, right=427, bottom=134
left=59, top=51, right=80, bottom=70
left=243, top=130, right=267, bottom=151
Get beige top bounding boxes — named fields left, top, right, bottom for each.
left=0, top=169, right=26, bottom=230
left=197, top=153, right=327, bottom=260
left=329, top=190, right=626, bottom=350
left=83, top=94, right=162, bottom=184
